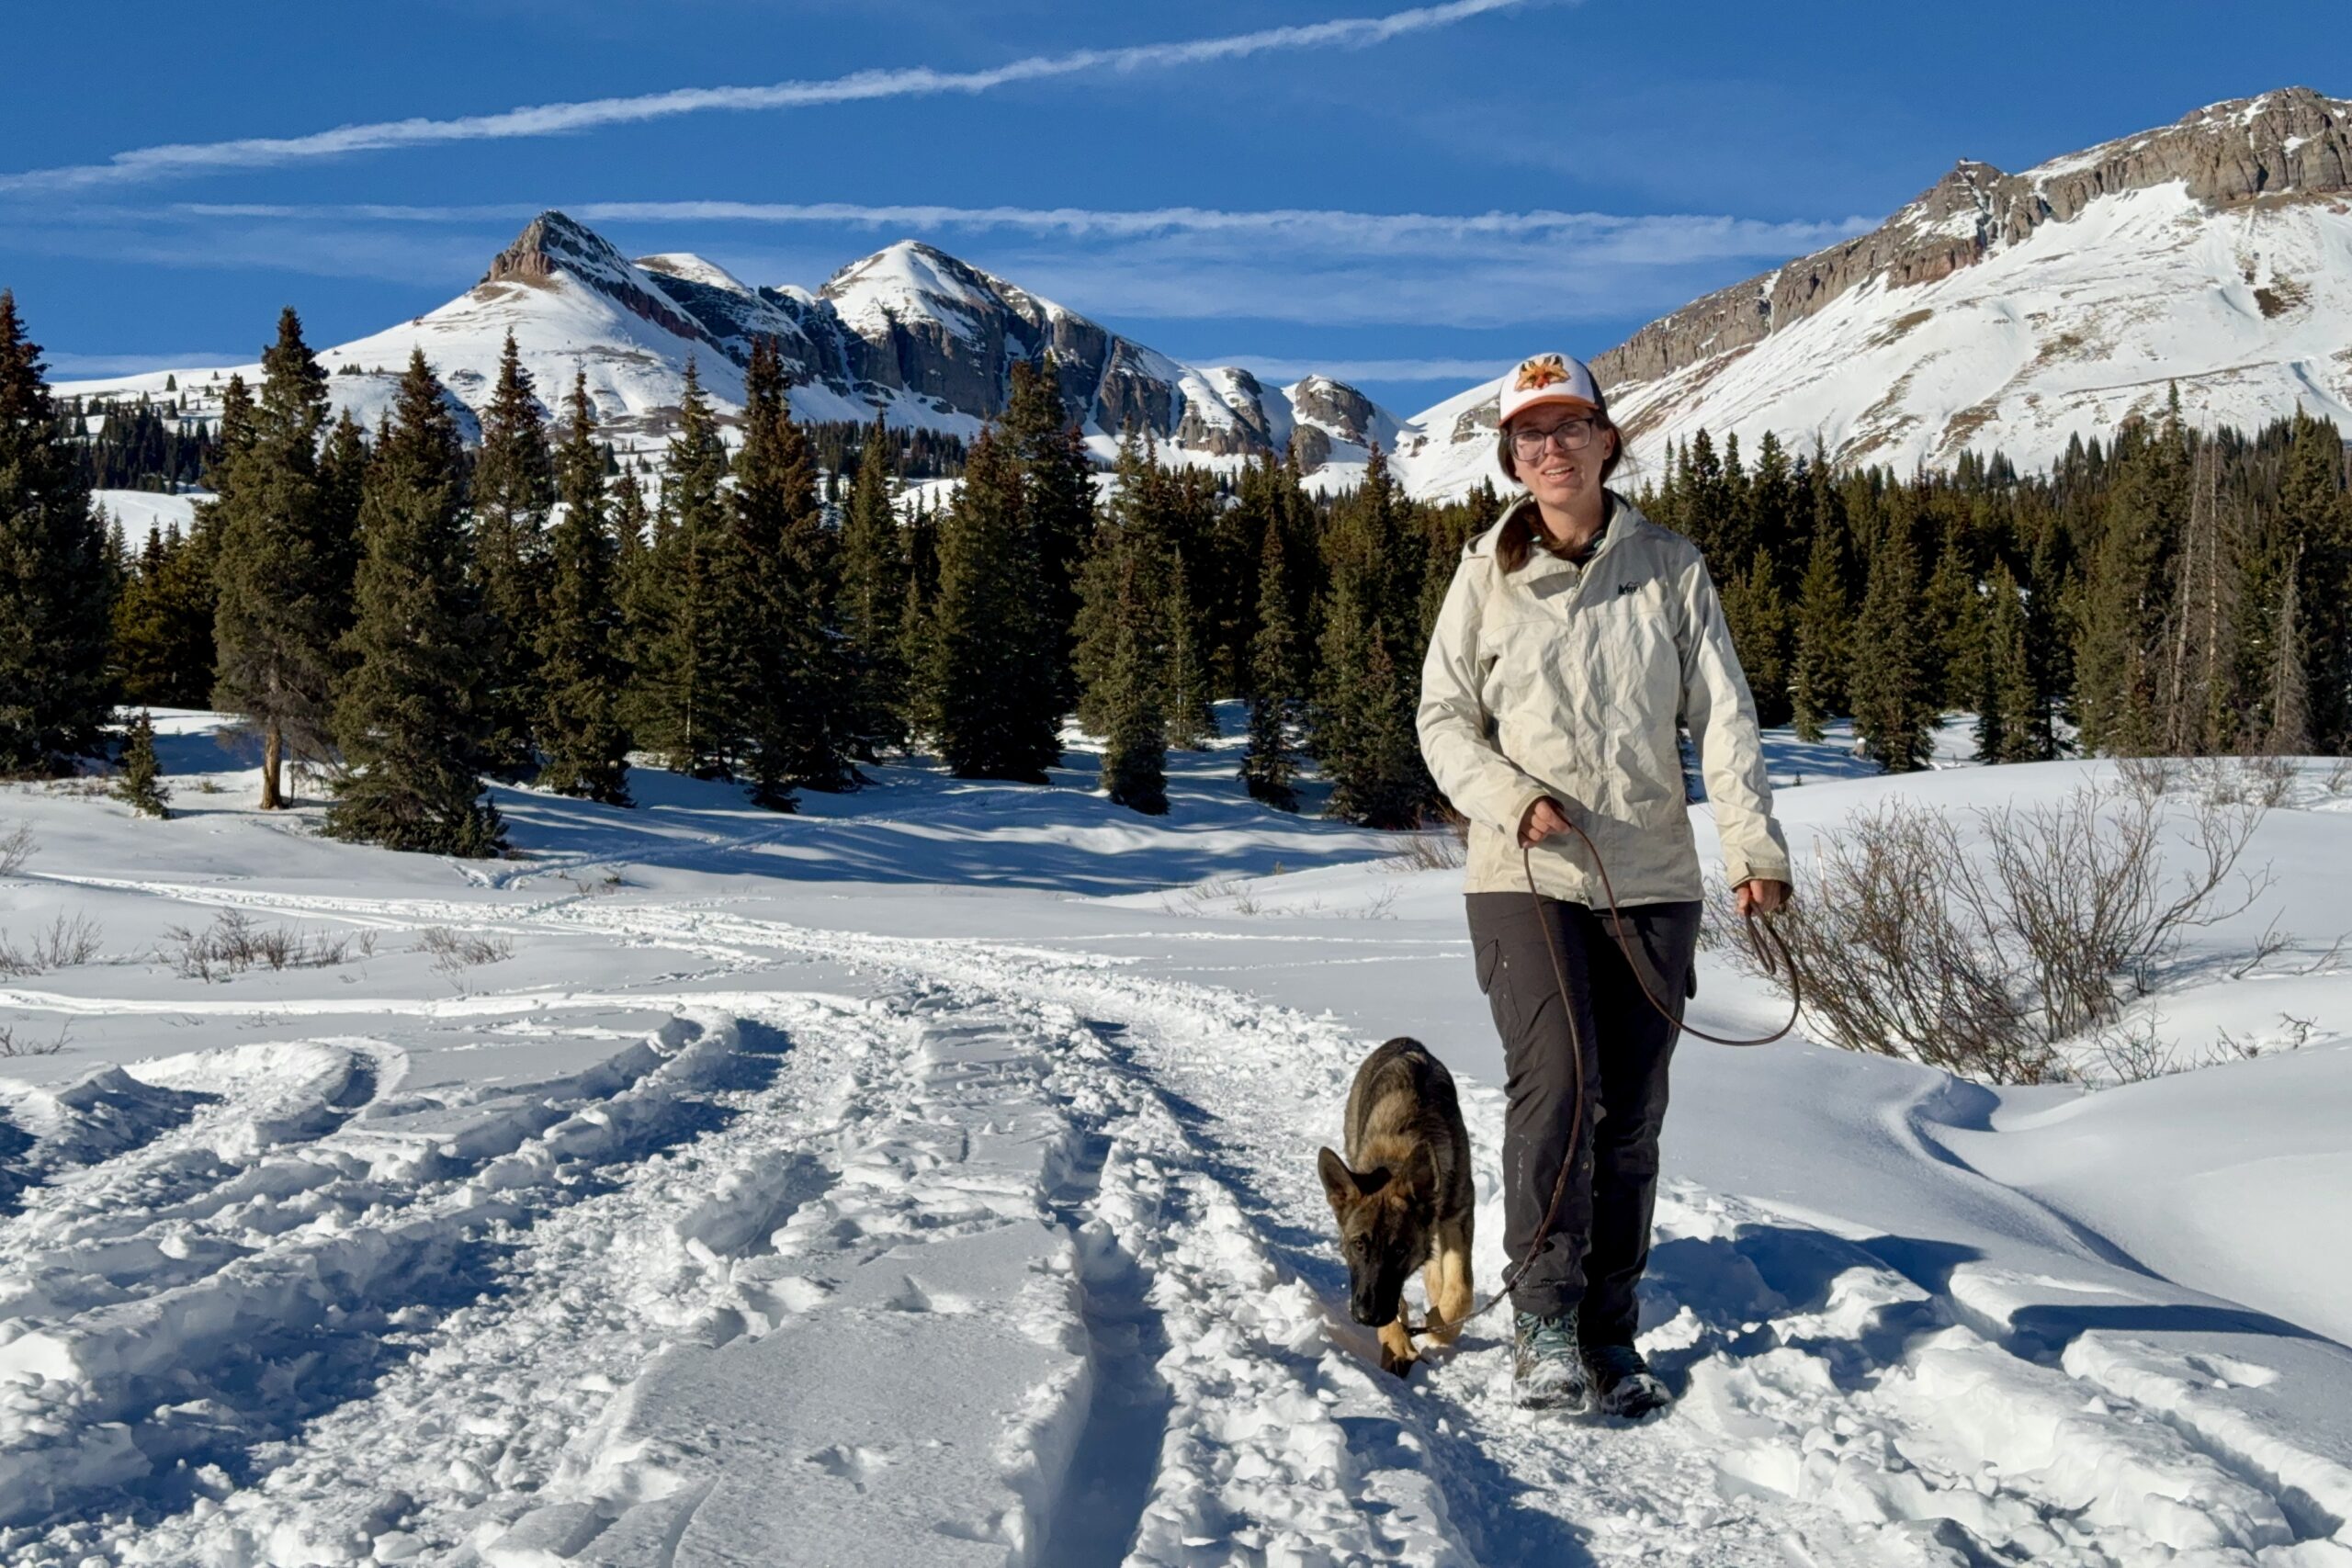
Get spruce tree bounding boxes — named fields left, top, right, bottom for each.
left=838, top=415, right=910, bottom=758
left=1849, top=522, right=1935, bottom=773
left=2278, top=412, right=2350, bottom=749
left=2266, top=544, right=2312, bottom=755
left=1161, top=551, right=1216, bottom=749
left=1239, top=514, right=1301, bottom=810
left=896, top=495, right=942, bottom=744
left=536, top=372, right=632, bottom=805
left=728, top=337, right=849, bottom=804
left=113, top=522, right=220, bottom=708
left=470, top=332, right=555, bottom=774
left=1001, top=357, right=1093, bottom=707
left=1720, top=547, right=1793, bottom=728
left=934, top=428, right=1062, bottom=781
left=1979, top=562, right=2047, bottom=763
left=114, top=709, right=169, bottom=818
left=2074, top=413, right=2186, bottom=755
left=0, top=290, right=116, bottom=775
left=211, top=309, right=344, bottom=808
left=627, top=362, right=733, bottom=777
left=1789, top=518, right=1849, bottom=742
left=327, top=351, right=503, bottom=856
left=1094, top=548, right=1169, bottom=815
left=1311, top=445, right=1431, bottom=825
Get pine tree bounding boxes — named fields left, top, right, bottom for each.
left=327, top=351, right=503, bottom=856
left=1311, top=445, right=1431, bottom=826
left=2074, top=412, right=2186, bottom=755
left=895, top=495, right=942, bottom=743
left=1719, top=547, right=1793, bottom=728
left=933, top=428, right=1061, bottom=781
left=536, top=372, right=632, bottom=805
left=727, top=337, right=848, bottom=806
left=210, top=308, right=342, bottom=808
left=470, top=332, right=556, bottom=775
left=1001, top=357, right=1093, bottom=707
left=1094, top=547, right=1169, bottom=815
left=113, top=522, right=220, bottom=708
left=113, top=709, right=170, bottom=818
left=1849, top=522, right=1935, bottom=772
left=2266, top=543, right=2311, bottom=755
left=627, top=362, right=733, bottom=777
left=2278, top=412, right=2350, bottom=749
left=1239, top=514, right=1301, bottom=810
left=1161, top=551, right=1216, bottom=749
left=0, top=290, right=117, bottom=775
left=1979, top=562, right=2048, bottom=763
left=1924, top=524, right=1984, bottom=710
left=838, top=415, right=910, bottom=758
left=1789, top=517, right=1849, bottom=742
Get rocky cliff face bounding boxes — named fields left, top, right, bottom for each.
left=481, top=221, right=1391, bottom=468
left=1593, top=87, right=2352, bottom=391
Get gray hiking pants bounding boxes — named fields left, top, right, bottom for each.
left=1466, top=893, right=1701, bottom=1337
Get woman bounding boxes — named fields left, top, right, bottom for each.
left=1418, top=352, right=1792, bottom=1416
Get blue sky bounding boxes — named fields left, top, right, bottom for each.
left=2, top=0, right=2340, bottom=413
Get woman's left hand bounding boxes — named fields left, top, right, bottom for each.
left=1734, top=878, right=1792, bottom=918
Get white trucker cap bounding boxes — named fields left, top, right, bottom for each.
left=1498, top=352, right=1603, bottom=425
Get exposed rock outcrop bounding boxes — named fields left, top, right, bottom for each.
left=1594, top=87, right=2352, bottom=391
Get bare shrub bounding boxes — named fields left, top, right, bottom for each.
left=29, top=913, right=102, bottom=970
left=0, top=824, right=35, bottom=876
left=2242, top=752, right=2297, bottom=809
left=2113, top=754, right=2178, bottom=807
left=160, top=910, right=356, bottom=982
left=0, top=1021, right=67, bottom=1057
left=1736, top=784, right=2275, bottom=1084
left=418, top=927, right=514, bottom=975
left=0, top=912, right=105, bottom=976
left=1390, top=831, right=1467, bottom=873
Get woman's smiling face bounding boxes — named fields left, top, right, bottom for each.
left=1509, top=404, right=1615, bottom=513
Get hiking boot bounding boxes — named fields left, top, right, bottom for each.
left=1511, top=1309, right=1591, bottom=1412
left=1582, top=1341, right=1670, bottom=1418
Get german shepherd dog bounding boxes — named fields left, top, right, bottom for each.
left=1317, top=1037, right=1476, bottom=1377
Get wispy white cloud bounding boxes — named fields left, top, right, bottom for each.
left=0, top=0, right=1533, bottom=193
left=1200, top=355, right=1508, bottom=383
left=175, top=198, right=1874, bottom=263
left=46, top=350, right=249, bottom=376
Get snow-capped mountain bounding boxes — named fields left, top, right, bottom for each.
left=60, top=88, right=2352, bottom=501
left=59, top=211, right=1400, bottom=485
left=1393, top=85, right=2352, bottom=495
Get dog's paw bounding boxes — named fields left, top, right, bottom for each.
left=1379, top=1344, right=1418, bottom=1380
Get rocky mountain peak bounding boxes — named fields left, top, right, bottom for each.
left=1593, top=86, right=2352, bottom=397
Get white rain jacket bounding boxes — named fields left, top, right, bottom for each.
left=1418, top=492, right=1792, bottom=906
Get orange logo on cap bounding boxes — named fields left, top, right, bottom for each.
left=1514, top=355, right=1570, bottom=391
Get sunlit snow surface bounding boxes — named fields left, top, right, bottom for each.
left=1, top=708, right=2349, bottom=1565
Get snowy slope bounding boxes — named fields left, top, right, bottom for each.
left=1396, top=86, right=2352, bottom=494
left=56, top=222, right=1406, bottom=483
left=3, top=713, right=2351, bottom=1564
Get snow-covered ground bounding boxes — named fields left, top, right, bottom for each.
left=2, top=710, right=2349, bottom=1566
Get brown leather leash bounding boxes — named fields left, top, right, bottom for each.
left=1404, top=826, right=1801, bottom=1340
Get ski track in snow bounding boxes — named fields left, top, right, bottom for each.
left=3, top=877, right=2350, bottom=1565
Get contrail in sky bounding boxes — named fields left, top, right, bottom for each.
left=0, top=0, right=1532, bottom=194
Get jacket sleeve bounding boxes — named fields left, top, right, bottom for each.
left=1674, top=556, right=1793, bottom=887
left=1418, top=555, right=1553, bottom=834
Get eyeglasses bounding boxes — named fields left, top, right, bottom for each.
left=1509, top=418, right=1600, bottom=459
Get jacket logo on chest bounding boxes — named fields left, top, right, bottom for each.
left=1618, top=582, right=1641, bottom=595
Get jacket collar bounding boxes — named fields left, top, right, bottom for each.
left=1477, top=491, right=1651, bottom=580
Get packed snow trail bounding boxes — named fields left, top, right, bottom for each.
left=7, top=871, right=2343, bottom=1564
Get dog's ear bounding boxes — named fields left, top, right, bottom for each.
left=1317, top=1147, right=1357, bottom=1210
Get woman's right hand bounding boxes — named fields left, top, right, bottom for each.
left=1518, top=796, right=1572, bottom=848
